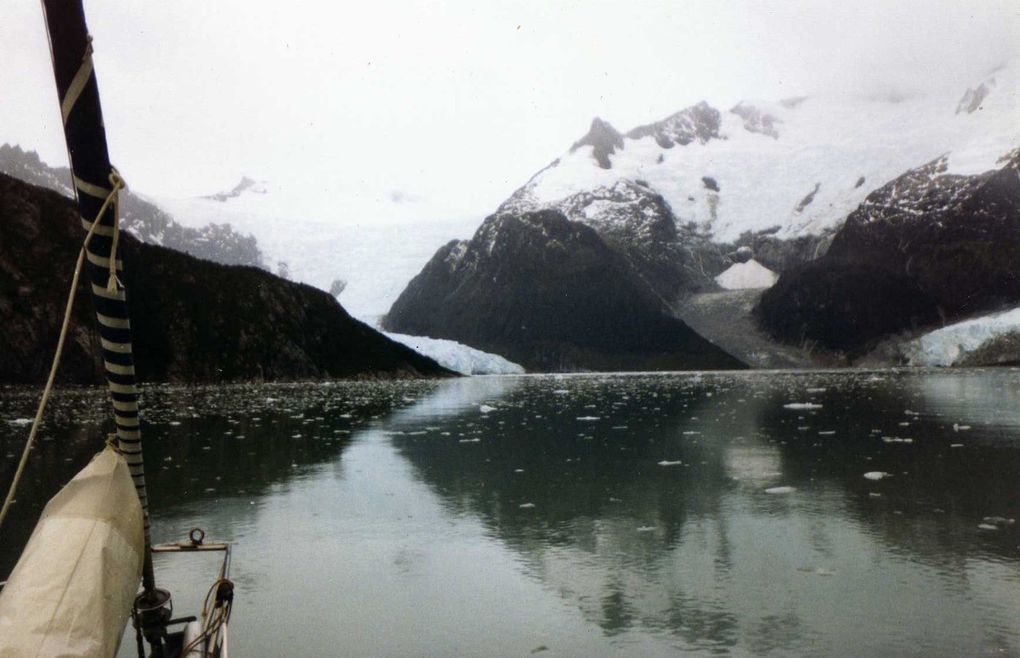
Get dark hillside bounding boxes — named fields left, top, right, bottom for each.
left=0, top=173, right=450, bottom=384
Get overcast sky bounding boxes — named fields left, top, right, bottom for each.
left=2, top=0, right=1017, bottom=220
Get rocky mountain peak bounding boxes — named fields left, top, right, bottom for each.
left=205, top=175, right=269, bottom=202
left=570, top=117, right=624, bottom=169
left=0, top=143, right=72, bottom=197
left=956, top=81, right=994, bottom=115
left=625, top=101, right=721, bottom=148
left=730, top=101, right=781, bottom=139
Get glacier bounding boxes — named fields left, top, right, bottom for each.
left=383, top=332, right=525, bottom=375
left=904, top=307, right=1020, bottom=367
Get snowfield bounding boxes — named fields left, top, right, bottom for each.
left=155, top=189, right=481, bottom=325
left=904, top=307, right=1020, bottom=367
left=384, top=332, right=525, bottom=375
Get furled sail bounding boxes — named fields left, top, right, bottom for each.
left=0, top=447, right=144, bottom=657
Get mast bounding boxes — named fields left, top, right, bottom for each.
left=39, top=0, right=156, bottom=593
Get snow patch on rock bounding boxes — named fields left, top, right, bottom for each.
left=715, top=259, right=778, bottom=290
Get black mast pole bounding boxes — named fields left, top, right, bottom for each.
left=39, top=0, right=156, bottom=594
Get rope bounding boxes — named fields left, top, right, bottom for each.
left=0, top=173, right=125, bottom=535
left=106, top=169, right=125, bottom=291
left=179, top=578, right=233, bottom=656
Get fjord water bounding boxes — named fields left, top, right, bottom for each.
left=2, top=371, right=1020, bottom=657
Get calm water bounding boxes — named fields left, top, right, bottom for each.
left=2, top=371, right=1020, bottom=657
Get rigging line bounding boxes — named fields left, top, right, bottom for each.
left=106, top=169, right=125, bottom=291
left=0, top=174, right=125, bottom=535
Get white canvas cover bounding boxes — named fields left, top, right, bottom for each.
left=0, top=447, right=144, bottom=657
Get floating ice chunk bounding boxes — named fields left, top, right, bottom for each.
left=881, top=436, right=914, bottom=444
left=818, top=430, right=836, bottom=436
left=458, top=438, right=481, bottom=443
left=636, top=526, right=657, bottom=532
left=7, top=418, right=32, bottom=426
left=553, top=390, right=570, bottom=395
left=783, top=403, right=823, bottom=410
left=518, top=503, right=535, bottom=509
left=479, top=405, right=496, bottom=413
left=576, top=416, right=600, bottom=421
left=953, top=424, right=971, bottom=432
left=978, top=523, right=999, bottom=531
left=863, top=471, right=891, bottom=480
left=657, top=460, right=683, bottom=466
left=806, top=388, right=826, bottom=393
left=765, top=486, right=796, bottom=494
left=950, top=443, right=965, bottom=448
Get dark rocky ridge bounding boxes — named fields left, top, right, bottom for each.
left=499, top=177, right=730, bottom=303
left=0, top=173, right=450, bottom=384
left=204, top=176, right=267, bottom=202
left=0, top=144, right=265, bottom=268
left=546, top=180, right=726, bottom=301
left=570, top=118, right=624, bottom=170
left=755, top=151, right=1020, bottom=354
left=383, top=209, right=746, bottom=372
left=956, top=81, right=992, bottom=115
left=625, top=101, right=721, bottom=149
left=730, top=102, right=780, bottom=139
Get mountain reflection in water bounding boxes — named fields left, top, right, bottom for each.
left=1, top=371, right=1018, bottom=657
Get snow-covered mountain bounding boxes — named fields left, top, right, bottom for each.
left=386, top=61, right=1018, bottom=369
left=137, top=60, right=1016, bottom=329
left=502, top=62, right=1018, bottom=244
left=756, top=147, right=1020, bottom=354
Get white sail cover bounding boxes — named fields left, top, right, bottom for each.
left=0, top=447, right=144, bottom=657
